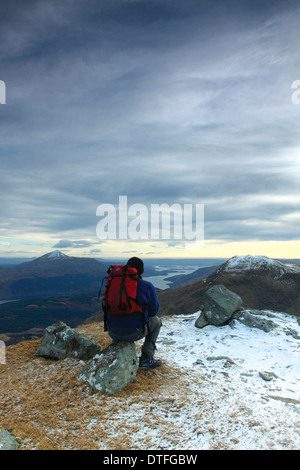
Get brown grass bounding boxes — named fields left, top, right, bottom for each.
left=0, top=322, right=200, bottom=450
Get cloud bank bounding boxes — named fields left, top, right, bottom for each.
left=0, top=0, right=300, bottom=257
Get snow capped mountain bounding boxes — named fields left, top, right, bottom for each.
left=0, top=251, right=107, bottom=301
left=222, top=255, right=300, bottom=277
left=37, top=250, right=69, bottom=260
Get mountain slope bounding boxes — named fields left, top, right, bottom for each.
left=166, top=264, right=220, bottom=288
left=1, top=310, right=299, bottom=450
left=158, top=255, right=300, bottom=317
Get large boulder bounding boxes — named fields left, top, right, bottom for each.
left=202, top=284, right=242, bottom=326
left=77, top=341, right=139, bottom=394
left=35, top=321, right=101, bottom=360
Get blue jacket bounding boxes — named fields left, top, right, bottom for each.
left=106, top=278, right=160, bottom=330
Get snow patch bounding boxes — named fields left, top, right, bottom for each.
left=149, top=310, right=300, bottom=449
left=40, top=250, right=69, bottom=260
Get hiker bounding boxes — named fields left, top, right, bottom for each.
left=103, top=257, right=162, bottom=368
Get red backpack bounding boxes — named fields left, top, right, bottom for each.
left=100, top=265, right=143, bottom=329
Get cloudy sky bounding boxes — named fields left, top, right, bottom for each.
left=0, top=0, right=300, bottom=260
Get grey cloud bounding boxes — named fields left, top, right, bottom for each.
left=53, top=239, right=99, bottom=249
left=1, top=0, right=300, bottom=249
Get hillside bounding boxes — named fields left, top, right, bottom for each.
left=1, top=310, right=299, bottom=450
left=0, top=293, right=102, bottom=345
left=158, top=255, right=300, bottom=317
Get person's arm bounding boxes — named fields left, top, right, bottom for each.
left=147, top=283, right=160, bottom=317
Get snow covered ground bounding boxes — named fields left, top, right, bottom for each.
left=2, top=308, right=299, bottom=450
left=147, top=310, right=300, bottom=450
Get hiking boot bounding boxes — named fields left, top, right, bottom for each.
left=139, top=356, right=162, bottom=369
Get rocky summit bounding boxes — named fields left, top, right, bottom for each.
left=1, top=304, right=299, bottom=450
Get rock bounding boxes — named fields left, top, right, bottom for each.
left=203, top=285, right=243, bottom=326
left=194, top=310, right=209, bottom=329
left=231, top=310, right=278, bottom=333
left=0, top=340, right=5, bottom=364
left=35, top=321, right=101, bottom=360
left=259, top=371, right=277, bottom=382
left=77, top=341, right=139, bottom=394
left=284, top=327, right=300, bottom=340
left=206, top=355, right=235, bottom=364
left=0, top=429, right=18, bottom=450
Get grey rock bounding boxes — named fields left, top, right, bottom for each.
left=194, top=311, right=209, bottom=329
left=35, top=321, right=101, bottom=360
left=0, top=429, right=18, bottom=450
left=77, top=341, right=139, bottom=394
left=203, top=285, right=243, bottom=326
left=231, top=310, right=278, bottom=333
left=206, top=355, right=235, bottom=364
left=259, top=371, right=278, bottom=382
left=284, top=327, right=300, bottom=340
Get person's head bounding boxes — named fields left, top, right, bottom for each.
left=127, top=257, right=144, bottom=277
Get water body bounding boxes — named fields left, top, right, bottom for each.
left=144, top=265, right=200, bottom=290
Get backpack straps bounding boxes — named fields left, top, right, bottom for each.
left=118, top=265, right=133, bottom=311
left=98, top=265, right=113, bottom=301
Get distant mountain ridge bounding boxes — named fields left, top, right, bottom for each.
left=158, top=255, right=300, bottom=317
left=0, top=250, right=161, bottom=301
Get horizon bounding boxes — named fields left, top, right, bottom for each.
left=1, top=249, right=300, bottom=264
left=1, top=1, right=300, bottom=260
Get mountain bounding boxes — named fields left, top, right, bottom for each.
left=0, top=251, right=108, bottom=300
left=1, top=309, right=299, bottom=450
left=158, top=255, right=300, bottom=317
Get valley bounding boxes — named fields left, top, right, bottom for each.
left=1, top=252, right=300, bottom=345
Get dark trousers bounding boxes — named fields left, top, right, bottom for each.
left=108, top=316, right=162, bottom=360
